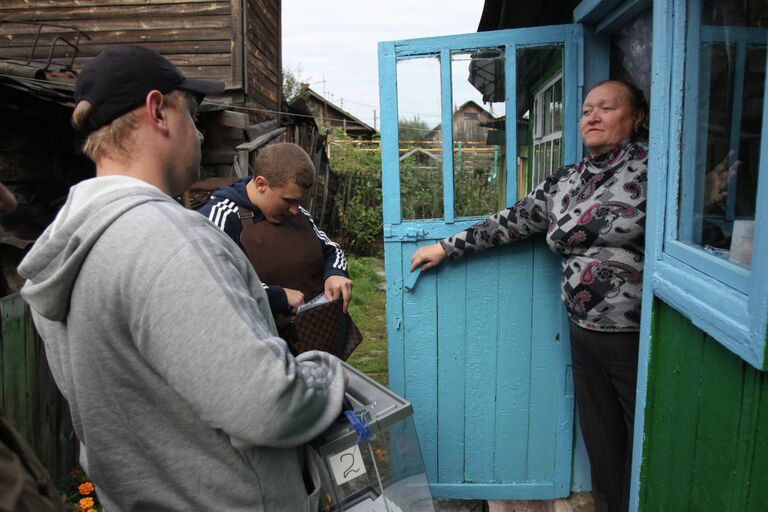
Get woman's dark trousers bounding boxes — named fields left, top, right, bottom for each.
left=569, top=321, right=639, bottom=512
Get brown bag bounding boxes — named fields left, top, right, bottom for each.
left=0, top=417, right=67, bottom=512
left=290, top=298, right=362, bottom=360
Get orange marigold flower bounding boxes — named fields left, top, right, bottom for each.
left=79, top=481, right=95, bottom=495
left=79, top=497, right=94, bottom=510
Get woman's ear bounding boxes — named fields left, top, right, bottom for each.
left=634, top=111, right=646, bottom=132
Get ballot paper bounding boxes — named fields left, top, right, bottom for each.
left=296, top=292, right=330, bottom=315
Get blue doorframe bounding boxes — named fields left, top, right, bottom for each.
left=378, top=25, right=587, bottom=499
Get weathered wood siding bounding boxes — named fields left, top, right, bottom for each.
left=639, top=300, right=768, bottom=511
left=0, top=0, right=244, bottom=87
left=0, top=293, right=77, bottom=481
left=244, top=0, right=281, bottom=122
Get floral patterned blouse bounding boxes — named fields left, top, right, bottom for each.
left=441, top=140, right=648, bottom=332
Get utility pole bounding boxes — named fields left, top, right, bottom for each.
left=322, top=74, right=327, bottom=129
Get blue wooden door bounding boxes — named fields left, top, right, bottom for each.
left=378, top=25, right=585, bottom=499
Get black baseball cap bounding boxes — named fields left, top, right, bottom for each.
left=74, top=45, right=225, bottom=134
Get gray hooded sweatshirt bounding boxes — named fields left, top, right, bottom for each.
left=18, top=176, right=345, bottom=511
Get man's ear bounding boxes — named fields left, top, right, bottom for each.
left=145, top=90, right=169, bottom=133
left=253, top=175, right=269, bottom=190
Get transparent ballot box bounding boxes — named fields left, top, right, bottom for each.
left=309, top=363, right=435, bottom=512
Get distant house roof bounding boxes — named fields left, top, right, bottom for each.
left=290, top=85, right=376, bottom=139
left=399, top=147, right=442, bottom=162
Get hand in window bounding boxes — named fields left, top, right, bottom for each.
left=704, top=151, right=740, bottom=212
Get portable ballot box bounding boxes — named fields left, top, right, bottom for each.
left=309, top=363, right=436, bottom=512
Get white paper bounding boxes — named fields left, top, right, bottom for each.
left=328, top=444, right=367, bottom=485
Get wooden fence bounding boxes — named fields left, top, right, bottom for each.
left=0, top=292, right=77, bottom=481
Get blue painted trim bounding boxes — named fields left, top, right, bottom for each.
left=384, top=242, right=406, bottom=395
left=383, top=219, right=487, bottom=241
left=388, top=26, right=571, bottom=57
left=664, top=240, right=750, bottom=293
left=595, top=0, right=653, bottom=35
left=505, top=43, right=518, bottom=206
left=563, top=26, right=583, bottom=167
left=652, top=258, right=755, bottom=359
left=751, top=49, right=768, bottom=367
left=726, top=42, right=747, bottom=221
left=677, top=0, right=703, bottom=243
left=650, top=0, right=768, bottom=370
left=573, top=0, right=625, bottom=23
left=553, top=305, right=576, bottom=495
left=379, top=41, right=401, bottom=226
left=430, top=482, right=559, bottom=500
left=701, top=25, right=768, bottom=44
left=629, top=0, right=676, bottom=509
left=441, top=49, right=455, bottom=223
left=693, top=44, right=712, bottom=243
left=661, top=0, right=688, bottom=250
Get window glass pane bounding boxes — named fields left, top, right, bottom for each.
left=397, top=57, right=443, bottom=220
left=553, top=79, right=563, bottom=132
left=544, top=87, right=552, bottom=135
left=546, top=140, right=553, bottom=176
left=678, top=0, right=764, bottom=269
left=452, top=48, right=507, bottom=217
left=520, top=46, right=563, bottom=197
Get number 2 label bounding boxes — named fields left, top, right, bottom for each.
left=328, top=444, right=367, bottom=485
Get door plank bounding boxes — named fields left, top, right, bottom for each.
left=494, top=242, right=536, bottom=482
left=464, top=249, right=501, bottom=482
left=402, top=240, right=439, bottom=480
left=437, top=254, right=468, bottom=483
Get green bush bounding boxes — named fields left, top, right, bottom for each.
left=339, top=195, right=381, bottom=255
left=329, top=130, right=506, bottom=256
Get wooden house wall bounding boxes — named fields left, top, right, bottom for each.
left=453, top=103, right=495, bottom=142
left=303, top=95, right=354, bottom=132
left=426, top=103, right=496, bottom=143
left=244, top=0, right=281, bottom=123
left=639, top=300, right=768, bottom=511
left=0, top=0, right=243, bottom=88
left=0, top=0, right=283, bottom=122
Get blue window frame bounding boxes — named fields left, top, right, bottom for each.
left=645, top=0, right=768, bottom=369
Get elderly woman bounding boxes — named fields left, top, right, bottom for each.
left=410, top=79, right=648, bottom=512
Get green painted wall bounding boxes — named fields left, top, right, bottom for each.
left=639, top=299, right=768, bottom=511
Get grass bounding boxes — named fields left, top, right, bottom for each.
left=346, top=256, right=388, bottom=385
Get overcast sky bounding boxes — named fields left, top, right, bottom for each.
left=282, top=1, right=487, bottom=130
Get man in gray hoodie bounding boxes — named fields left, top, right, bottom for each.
left=18, top=45, right=346, bottom=511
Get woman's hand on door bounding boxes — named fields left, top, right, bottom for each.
left=410, top=243, right=447, bottom=272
